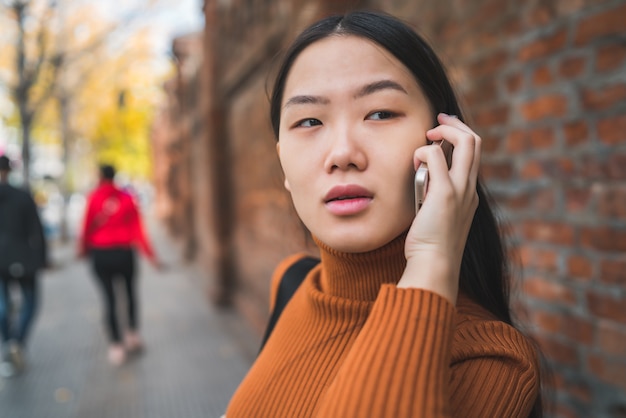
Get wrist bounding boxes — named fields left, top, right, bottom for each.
left=397, top=254, right=459, bottom=304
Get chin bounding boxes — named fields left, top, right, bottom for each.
left=302, top=212, right=412, bottom=254
left=316, top=230, right=396, bottom=254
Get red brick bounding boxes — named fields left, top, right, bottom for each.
left=502, top=15, right=523, bottom=37
left=468, top=0, right=509, bottom=28
left=562, top=379, right=593, bottom=404
left=533, top=188, right=556, bottom=213
left=575, top=3, right=626, bottom=46
left=597, top=113, right=626, bottom=145
left=528, top=126, right=556, bottom=150
left=481, top=161, right=514, bottom=181
left=586, top=353, right=626, bottom=391
left=472, top=104, right=510, bottom=128
left=440, top=20, right=462, bottom=41
left=555, top=0, right=603, bottom=16
left=582, top=83, right=626, bottom=111
left=608, top=154, right=626, bottom=180
left=597, top=186, right=626, bottom=219
left=563, top=120, right=589, bottom=147
left=501, top=192, right=531, bottom=211
left=580, top=227, right=626, bottom=252
left=469, top=50, right=509, bottom=78
left=523, top=277, right=577, bottom=305
left=559, top=55, right=587, bottom=79
left=599, top=258, right=626, bottom=285
left=530, top=309, right=562, bottom=333
left=464, top=79, right=498, bottom=105
left=481, top=134, right=500, bottom=154
left=505, top=129, right=526, bottom=153
left=531, top=247, right=558, bottom=272
left=565, top=185, right=592, bottom=213
left=532, top=65, right=553, bottom=86
left=531, top=309, right=593, bottom=346
left=522, top=157, right=574, bottom=180
left=567, top=254, right=593, bottom=279
left=553, top=158, right=575, bottom=178
left=587, top=291, right=626, bottom=324
left=527, top=4, right=555, bottom=27
left=596, top=42, right=626, bottom=72
left=549, top=367, right=568, bottom=388
left=523, top=220, right=575, bottom=245
left=521, top=160, right=544, bottom=179
left=536, top=335, right=579, bottom=366
left=561, top=314, right=594, bottom=345
left=578, top=154, right=626, bottom=181
left=518, top=245, right=532, bottom=268
left=520, top=94, right=568, bottom=121
left=506, top=72, right=524, bottom=93
left=597, top=321, right=626, bottom=357
left=554, top=402, right=579, bottom=418
left=519, top=28, right=568, bottom=61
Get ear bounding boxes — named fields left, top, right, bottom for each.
left=276, top=142, right=291, bottom=192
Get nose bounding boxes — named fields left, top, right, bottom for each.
left=323, top=124, right=367, bottom=173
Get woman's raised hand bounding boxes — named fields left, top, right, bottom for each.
left=397, top=113, right=481, bottom=304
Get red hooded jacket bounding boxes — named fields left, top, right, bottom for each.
left=79, top=181, right=155, bottom=260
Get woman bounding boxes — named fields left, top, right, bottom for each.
left=226, top=10, right=542, bottom=417
left=79, top=164, right=161, bottom=366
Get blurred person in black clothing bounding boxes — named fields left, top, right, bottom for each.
left=0, top=155, right=47, bottom=378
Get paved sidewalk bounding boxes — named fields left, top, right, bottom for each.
left=0, top=221, right=257, bottom=418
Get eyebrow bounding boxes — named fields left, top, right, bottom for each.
left=354, top=79, right=408, bottom=98
left=283, top=95, right=330, bottom=109
left=283, top=79, right=408, bottom=109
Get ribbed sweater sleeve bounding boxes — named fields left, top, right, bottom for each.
left=315, top=285, right=455, bottom=417
left=449, top=320, right=539, bottom=418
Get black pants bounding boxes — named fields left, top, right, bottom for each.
left=89, top=248, right=137, bottom=343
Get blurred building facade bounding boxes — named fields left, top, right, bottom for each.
left=151, top=0, right=626, bottom=416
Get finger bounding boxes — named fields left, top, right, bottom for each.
left=436, top=113, right=482, bottom=182
left=426, top=125, right=476, bottom=178
left=437, top=113, right=478, bottom=137
left=413, top=142, right=453, bottom=187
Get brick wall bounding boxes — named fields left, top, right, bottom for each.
left=154, top=1, right=626, bottom=416
left=387, top=1, right=626, bottom=416
left=151, top=33, right=203, bottom=262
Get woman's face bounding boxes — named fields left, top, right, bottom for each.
left=277, top=35, right=433, bottom=253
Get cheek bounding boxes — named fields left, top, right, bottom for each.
left=381, top=151, right=417, bottom=214
left=279, top=146, right=308, bottom=194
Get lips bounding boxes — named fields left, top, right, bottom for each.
left=324, top=185, right=373, bottom=202
left=324, top=185, right=373, bottom=215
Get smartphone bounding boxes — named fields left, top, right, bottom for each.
left=415, top=139, right=454, bottom=213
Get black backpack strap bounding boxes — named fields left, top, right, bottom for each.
left=258, top=256, right=320, bottom=354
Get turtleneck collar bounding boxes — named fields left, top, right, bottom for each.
left=313, top=232, right=408, bottom=301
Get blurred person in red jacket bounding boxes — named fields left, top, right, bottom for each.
left=79, top=164, right=161, bottom=366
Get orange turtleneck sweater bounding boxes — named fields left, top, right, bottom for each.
left=226, top=233, right=539, bottom=417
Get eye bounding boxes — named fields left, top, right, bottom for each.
left=367, top=110, right=396, bottom=120
left=294, top=118, right=322, bottom=128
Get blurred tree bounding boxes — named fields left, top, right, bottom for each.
left=0, top=0, right=166, bottom=178
left=1, top=0, right=176, bottom=241
left=1, top=0, right=61, bottom=185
